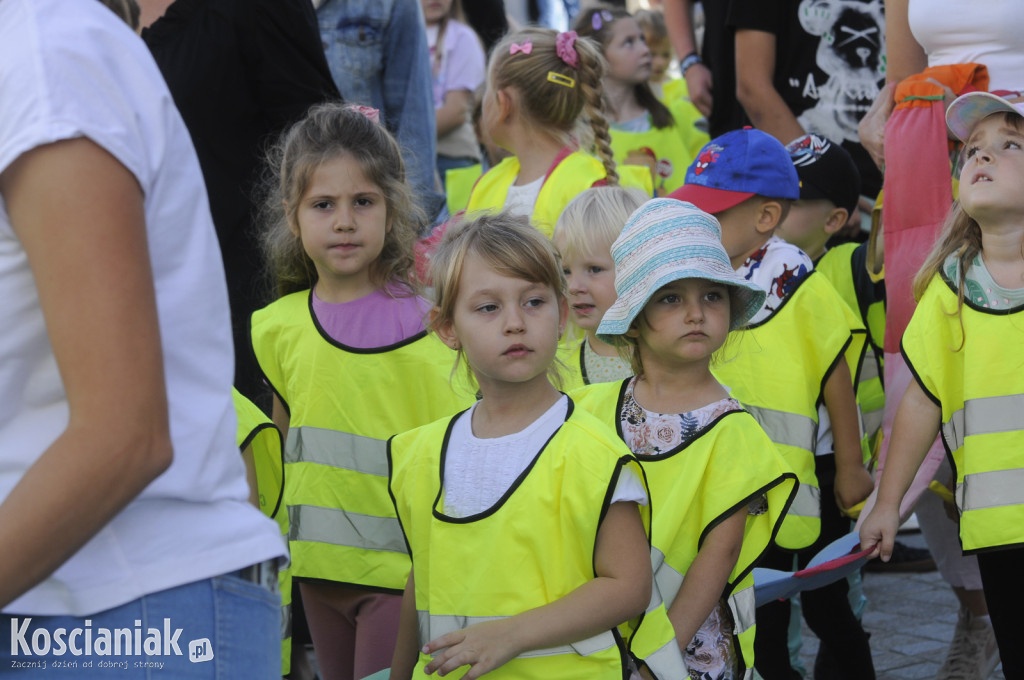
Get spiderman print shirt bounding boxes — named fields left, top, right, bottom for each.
left=737, top=236, right=812, bottom=324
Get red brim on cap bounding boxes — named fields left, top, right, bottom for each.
left=668, top=184, right=754, bottom=215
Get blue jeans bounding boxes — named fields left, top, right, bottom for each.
left=0, top=574, right=279, bottom=678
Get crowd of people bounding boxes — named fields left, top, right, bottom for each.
left=1, top=1, right=1021, bottom=680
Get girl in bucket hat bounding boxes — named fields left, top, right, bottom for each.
left=573, top=198, right=798, bottom=680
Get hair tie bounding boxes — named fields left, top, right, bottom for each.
left=509, top=39, right=533, bottom=56
left=547, top=72, right=576, bottom=88
left=345, top=104, right=380, bottom=125
left=555, top=31, right=579, bottom=69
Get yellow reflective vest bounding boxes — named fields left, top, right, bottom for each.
left=465, top=149, right=652, bottom=238
left=573, top=380, right=797, bottom=679
left=250, top=290, right=473, bottom=591
left=902, top=274, right=1024, bottom=553
left=609, top=117, right=708, bottom=196
left=230, top=388, right=292, bottom=675
left=816, top=243, right=886, bottom=458
left=713, top=271, right=864, bottom=550
left=445, top=162, right=482, bottom=215
left=388, top=399, right=649, bottom=679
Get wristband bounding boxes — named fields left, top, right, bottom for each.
left=680, top=52, right=702, bottom=76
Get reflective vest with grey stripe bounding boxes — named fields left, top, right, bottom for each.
left=902, top=274, right=1024, bottom=553
left=389, top=399, right=647, bottom=679
left=250, top=290, right=472, bottom=588
left=713, top=270, right=860, bottom=550
left=572, top=380, right=799, bottom=678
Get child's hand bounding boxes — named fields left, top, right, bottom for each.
left=859, top=502, right=900, bottom=561
left=834, top=465, right=874, bottom=513
left=422, top=618, right=522, bottom=678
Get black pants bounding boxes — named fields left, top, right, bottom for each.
left=754, top=457, right=875, bottom=680
left=976, top=546, right=1024, bottom=679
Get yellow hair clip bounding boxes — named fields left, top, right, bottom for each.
left=547, top=71, right=576, bottom=88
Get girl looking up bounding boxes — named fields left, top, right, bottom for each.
left=575, top=6, right=708, bottom=196
left=252, top=103, right=472, bottom=680
left=553, top=185, right=648, bottom=390
left=574, top=199, right=797, bottom=680
left=860, top=92, right=1024, bottom=678
left=465, top=27, right=652, bottom=237
left=388, top=213, right=652, bottom=679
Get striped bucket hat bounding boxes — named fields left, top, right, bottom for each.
left=597, top=198, right=766, bottom=342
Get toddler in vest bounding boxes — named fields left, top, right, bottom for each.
left=252, top=103, right=472, bottom=680
left=389, top=212, right=652, bottom=679
left=671, top=127, right=876, bottom=680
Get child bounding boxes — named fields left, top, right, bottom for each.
left=251, top=103, right=473, bottom=680
left=575, top=6, right=708, bottom=196
left=422, top=0, right=486, bottom=189
left=671, top=128, right=876, bottom=680
left=633, top=9, right=674, bottom=99
left=465, top=27, right=652, bottom=237
left=860, top=92, right=1024, bottom=678
left=553, top=186, right=648, bottom=390
left=388, top=213, right=653, bottom=679
left=445, top=93, right=512, bottom=216
left=573, top=199, right=797, bottom=680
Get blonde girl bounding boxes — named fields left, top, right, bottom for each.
left=574, top=199, right=797, bottom=680
left=465, top=27, right=652, bottom=237
left=252, top=103, right=472, bottom=680
left=575, top=5, right=708, bottom=196
left=634, top=9, right=673, bottom=96
left=388, top=212, right=652, bottom=679
left=860, top=92, right=1024, bottom=677
left=552, top=185, right=648, bottom=390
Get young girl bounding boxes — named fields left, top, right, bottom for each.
left=388, top=212, right=653, bottom=679
left=574, top=199, right=797, bottom=680
left=422, top=0, right=486, bottom=189
left=552, top=186, right=648, bottom=390
left=251, top=103, right=473, bottom=680
left=575, top=6, right=708, bottom=196
left=465, top=27, right=652, bottom=237
left=860, top=92, right=1024, bottom=678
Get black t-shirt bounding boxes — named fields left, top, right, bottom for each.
left=702, top=0, right=750, bottom=137
left=728, top=0, right=884, bottom=196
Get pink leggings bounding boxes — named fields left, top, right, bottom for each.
left=299, top=581, right=403, bottom=680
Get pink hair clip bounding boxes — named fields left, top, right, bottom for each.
left=509, top=39, right=533, bottom=56
left=555, top=31, right=579, bottom=69
left=345, top=104, right=380, bottom=124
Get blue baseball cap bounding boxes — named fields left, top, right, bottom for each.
left=669, top=127, right=800, bottom=214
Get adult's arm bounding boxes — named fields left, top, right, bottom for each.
left=0, top=137, right=173, bottom=608
left=734, top=28, right=805, bottom=145
left=662, top=0, right=712, bottom=116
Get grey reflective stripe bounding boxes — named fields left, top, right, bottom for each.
left=859, top=353, right=880, bottom=383
left=642, top=637, right=689, bottom=679
left=285, top=427, right=388, bottom=477
left=862, top=408, right=883, bottom=438
left=645, top=577, right=664, bottom=614
left=728, top=584, right=756, bottom=636
left=281, top=603, right=292, bottom=640
left=418, top=612, right=616, bottom=657
left=787, top=483, right=821, bottom=519
left=744, top=405, right=817, bottom=451
left=943, top=394, right=1024, bottom=453
left=956, top=467, right=1024, bottom=513
left=651, top=547, right=684, bottom=607
left=288, top=504, right=407, bottom=553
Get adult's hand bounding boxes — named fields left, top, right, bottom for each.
left=858, top=81, right=896, bottom=170
left=685, top=62, right=713, bottom=117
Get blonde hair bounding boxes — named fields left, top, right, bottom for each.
left=96, top=0, right=139, bottom=29
left=489, top=28, right=619, bottom=185
left=260, top=103, right=424, bottom=298
left=574, top=5, right=675, bottom=130
left=430, top=212, right=567, bottom=386
left=634, top=9, right=668, bottom=44
left=553, top=186, right=648, bottom=261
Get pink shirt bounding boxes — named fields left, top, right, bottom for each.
left=311, top=285, right=431, bottom=348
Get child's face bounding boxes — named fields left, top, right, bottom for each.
left=646, top=36, right=672, bottom=83
left=710, top=198, right=771, bottom=266
left=604, top=18, right=652, bottom=85
left=292, top=155, right=389, bottom=297
left=440, top=254, right=565, bottom=391
left=560, top=245, right=618, bottom=332
left=632, top=278, right=731, bottom=367
left=777, top=199, right=836, bottom=258
left=958, top=113, right=1024, bottom=225
left=421, top=0, right=453, bottom=26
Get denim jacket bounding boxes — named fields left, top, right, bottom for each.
left=317, top=0, right=443, bottom=221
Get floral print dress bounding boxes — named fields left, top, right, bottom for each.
left=619, top=376, right=741, bottom=680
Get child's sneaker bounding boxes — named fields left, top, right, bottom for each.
left=938, top=606, right=1000, bottom=680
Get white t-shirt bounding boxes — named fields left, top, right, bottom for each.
left=443, top=396, right=648, bottom=518
left=909, top=0, right=1024, bottom=91
left=0, top=0, right=285, bottom=616
left=503, top=175, right=545, bottom=219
